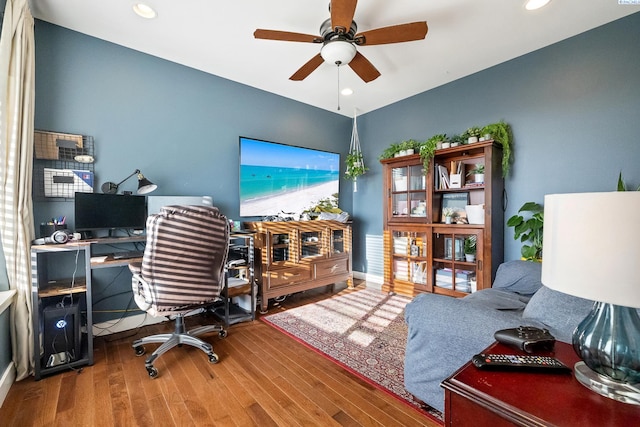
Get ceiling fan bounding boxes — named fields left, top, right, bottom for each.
left=254, top=0, right=428, bottom=83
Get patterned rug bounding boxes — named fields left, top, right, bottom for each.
left=261, top=288, right=443, bottom=422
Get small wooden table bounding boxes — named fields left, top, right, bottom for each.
left=441, top=341, right=640, bottom=426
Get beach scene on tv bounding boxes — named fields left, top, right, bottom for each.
left=240, top=137, right=340, bottom=217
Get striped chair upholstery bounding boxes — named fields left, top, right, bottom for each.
left=129, top=205, right=230, bottom=378
left=131, top=205, right=229, bottom=316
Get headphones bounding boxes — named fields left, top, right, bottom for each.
left=33, top=230, right=71, bottom=245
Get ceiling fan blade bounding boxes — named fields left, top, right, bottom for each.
left=254, top=29, right=322, bottom=43
left=331, top=0, right=358, bottom=33
left=356, top=22, right=428, bottom=46
left=290, top=54, right=325, bottom=81
left=348, top=51, right=380, bottom=83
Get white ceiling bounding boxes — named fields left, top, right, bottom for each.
left=29, top=1, right=638, bottom=118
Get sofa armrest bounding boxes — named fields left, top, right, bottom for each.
left=404, top=293, right=546, bottom=412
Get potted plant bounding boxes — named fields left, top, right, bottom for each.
left=481, top=121, right=513, bottom=178
left=449, top=134, right=464, bottom=147
left=507, top=201, right=543, bottom=261
left=345, top=150, right=368, bottom=181
left=419, top=136, right=440, bottom=172
left=463, top=126, right=482, bottom=144
left=442, top=207, right=455, bottom=224
left=399, top=139, right=420, bottom=155
left=464, top=236, right=477, bottom=262
left=466, top=163, right=485, bottom=183
left=379, top=142, right=402, bottom=160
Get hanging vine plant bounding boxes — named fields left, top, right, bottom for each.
left=419, top=135, right=442, bottom=172
left=482, top=121, right=513, bottom=178
left=345, top=150, right=367, bottom=181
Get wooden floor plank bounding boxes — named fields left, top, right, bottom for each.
left=0, top=284, right=441, bottom=426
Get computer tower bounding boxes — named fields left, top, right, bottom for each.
left=42, top=302, right=81, bottom=367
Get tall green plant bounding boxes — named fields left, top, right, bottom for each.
left=507, top=201, right=543, bottom=261
left=482, top=121, right=513, bottom=178
left=617, top=172, right=640, bottom=191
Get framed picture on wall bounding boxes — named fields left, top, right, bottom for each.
left=441, top=192, right=470, bottom=222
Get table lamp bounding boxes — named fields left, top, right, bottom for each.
left=101, top=169, right=157, bottom=195
left=541, top=192, right=640, bottom=405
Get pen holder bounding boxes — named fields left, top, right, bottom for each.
left=40, top=224, right=67, bottom=238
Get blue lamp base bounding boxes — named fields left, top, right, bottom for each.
left=573, top=302, right=640, bottom=405
left=574, top=361, right=640, bottom=405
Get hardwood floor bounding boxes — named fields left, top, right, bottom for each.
left=0, top=283, right=440, bottom=426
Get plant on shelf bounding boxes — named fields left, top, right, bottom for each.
left=466, top=163, right=485, bottom=176
left=507, top=201, right=543, bottom=261
left=466, top=163, right=485, bottom=183
left=462, top=126, right=482, bottom=144
left=379, top=142, right=402, bottom=160
left=482, top=121, right=513, bottom=178
left=302, top=194, right=343, bottom=218
left=464, top=235, right=477, bottom=262
left=419, top=134, right=444, bottom=172
left=442, top=207, right=455, bottom=224
left=449, top=134, right=464, bottom=146
left=399, top=139, right=420, bottom=155
left=345, top=150, right=368, bottom=181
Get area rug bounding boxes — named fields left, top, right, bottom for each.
left=262, top=288, right=443, bottom=422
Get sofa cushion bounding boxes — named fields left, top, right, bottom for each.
left=522, top=285, right=595, bottom=343
left=462, top=288, right=530, bottom=310
left=492, top=260, right=543, bottom=296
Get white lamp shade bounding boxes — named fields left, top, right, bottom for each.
left=321, top=40, right=357, bottom=65
left=541, top=192, right=640, bottom=308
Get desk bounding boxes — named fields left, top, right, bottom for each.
left=31, top=233, right=254, bottom=378
left=441, top=341, right=640, bottom=426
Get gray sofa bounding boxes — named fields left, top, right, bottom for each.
left=404, top=260, right=595, bottom=413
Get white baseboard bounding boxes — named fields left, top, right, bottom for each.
left=353, top=270, right=383, bottom=291
left=92, top=272, right=384, bottom=337
left=0, top=362, right=15, bottom=409
left=92, top=313, right=166, bottom=337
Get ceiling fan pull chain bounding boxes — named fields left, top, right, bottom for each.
left=337, top=64, right=341, bottom=111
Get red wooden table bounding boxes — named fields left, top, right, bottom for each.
left=441, top=341, right=640, bottom=426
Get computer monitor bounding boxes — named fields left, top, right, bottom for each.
left=74, top=193, right=147, bottom=233
left=146, top=195, right=213, bottom=216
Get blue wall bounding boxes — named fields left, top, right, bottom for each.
left=352, top=12, right=640, bottom=272
left=31, top=13, right=640, bottom=322
left=33, top=21, right=352, bottom=322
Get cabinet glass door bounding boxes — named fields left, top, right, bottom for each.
left=300, top=231, right=322, bottom=259
left=392, top=230, right=429, bottom=285
left=391, top=164, right=427, bottom=219
left=332, top=229, right=345, bottom=254
left=432, top=230, right=481, bottom=294
left=270, top=232, right=290, bottom=262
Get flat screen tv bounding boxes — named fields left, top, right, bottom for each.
left=239, top=137, right=340, bottom=217
left=74, top=193, right=147, bottom=233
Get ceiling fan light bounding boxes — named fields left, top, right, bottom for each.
left=525, top=0, right=551, bottom=11
left=133, top=3, right=157, bottom=19
left=321, top=41, right=356, bottom=66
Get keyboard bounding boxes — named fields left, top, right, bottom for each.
left=112, top=250, right=144, bottom=260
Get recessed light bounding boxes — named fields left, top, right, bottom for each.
left=525, top=0, right=551, bottom=11
left=133, top=3, right=157, bottom=19
left=341, top=88, right=353, bottom=96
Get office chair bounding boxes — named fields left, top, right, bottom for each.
left=129, top=205, right=229, bottom=378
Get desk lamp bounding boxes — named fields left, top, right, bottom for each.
left=101, top=169, right=157, bottom=195
left=541, top=192, right=640, bottom=405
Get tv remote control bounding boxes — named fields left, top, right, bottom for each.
left=472, top=353, right=571, bottom=373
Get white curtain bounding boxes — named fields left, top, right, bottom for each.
left=0, top=0, right=36, bottom=380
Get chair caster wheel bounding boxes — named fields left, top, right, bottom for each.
left=134, top=345, right=146, bottom=356
left=146, top=366, right=158, bottom=378
left=208, top=353, right=219, bottom=364
left=219, top=329, right=228, bottom=339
